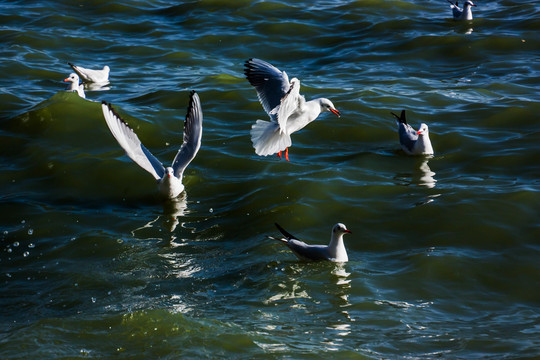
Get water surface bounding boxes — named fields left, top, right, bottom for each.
left=1, top=0, right=540, bottom=358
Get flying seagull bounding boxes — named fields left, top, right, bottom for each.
left=101, top=91, right=203, bottom=198
left=244, top=58, right=341, bottom=161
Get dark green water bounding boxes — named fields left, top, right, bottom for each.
left=1, top=1, right=540, bottom=359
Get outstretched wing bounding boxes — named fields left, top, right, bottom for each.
left=172, top=91, right=203, bottom=178
left=101, top=102, right=165, bottom=180
left=244, top=58, right=290, bottom=117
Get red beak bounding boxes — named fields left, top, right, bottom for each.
left=63, top=78, right=69, bottom=82
left=330, top=108, right=341, bottom=117
left=345, top=229, right=352, bottom=234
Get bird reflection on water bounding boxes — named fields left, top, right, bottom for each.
left=131, top=192, right=189, bottom=238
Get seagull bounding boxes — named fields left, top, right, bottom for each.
left=391, top=110, right=434, bottom=156
left=244, top=58, right=341, bottom=161
left=63, top=73, right=85, bottom=98
left=101, top=90, right=203, bottom=199
left=447, top=0, right=476, bottom=20
left=69, top=62, right=110, bottom=84
left=267, top=222, right=351, bottom=262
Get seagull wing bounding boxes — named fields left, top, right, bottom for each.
left=101, top=102, right=165, bottom=180
left=273, top=78, right=303, bottom=133
left=392, top=110, right=418, bottom=153
left=172, top=91, right=203, bottom=178
left=398, top=122, right=419, bottom=153
left=244, top=58, right=290, bottom=117
left=452, top=6, right=462, bottom=18
left=69, top=63, right=109, bottom=83
left=447, top=2, right=463, bottom=19
left=286, top=240, right=331, bottom=261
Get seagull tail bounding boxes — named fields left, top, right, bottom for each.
left=250, top=120, right=291, bottom=156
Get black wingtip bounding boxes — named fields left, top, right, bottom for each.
left=101, top=101, right=135, bottom=131
left=102, top=100, right=116, bottom=114
left=244, top=58, right=254, bottom=78
left=244, top=58, right=262, bottom=76
left=185, top=90, right=202, bottom=131
left=188, top=89, right=197, bottom=105
left=274, top=222, right=296, bottom=240
left=186, top=90, right=200, bottom=114
left=391, top=110, right=407, bottom=124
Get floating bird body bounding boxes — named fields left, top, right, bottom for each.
left=63, top=73, right=85, bottom=98
left=447, top=0, right=476, bottom=20
left=101, top=91, right=203, bottom=199
left=245, top=58, right=340, bottom=161
left=69, top=62, right=110, bottom=84
left=268, top=223, right=351, bottom=262
left=392, top=110, right=434, bottom=156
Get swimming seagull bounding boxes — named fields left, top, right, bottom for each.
left=447, top=0, right=476, bottom=20
left=101, top=91, right=203, bottom=199
left=244, top=58, right=341, bottom=161
left=267, top=222, right=351, bottom=262
left=391, top=110, right=434, bottom=156
left=63, top=73, right=85, bottom=98
left=69, top=62, right=110, bottom=84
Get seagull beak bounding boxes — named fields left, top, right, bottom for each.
left=63, top=78, right=69, bottom=82
left=417, top=130, right=422, bottom=135
left=345, top=229, right=352, bottom=234
left=330, top=108, right=341, bottom=117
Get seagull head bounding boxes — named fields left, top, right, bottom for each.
left=319, top=98, right=341, bottom=117
left=64, top=73, right=79, bottom=83
left=333, top=223, right=351, bottom=236
left=165, top=167, right=175, bottom=178
left=464, top=0, right=476, bottom=7
left=417, top=123, right=430, bottom=136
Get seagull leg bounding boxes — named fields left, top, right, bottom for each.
left=277, top=151, right=282, bottom=160
left=285, top=147, right=289, bottom=162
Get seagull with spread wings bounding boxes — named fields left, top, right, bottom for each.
left=101, top=91, right=203, bottom=198
left=244, top=58, right=341, bottom=161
